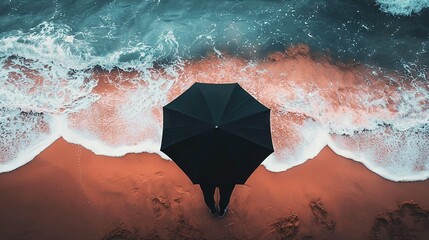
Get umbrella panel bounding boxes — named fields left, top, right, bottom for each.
left=161, top=121, right=273, bottom=184
left=161, top=82, right=274, bottom=185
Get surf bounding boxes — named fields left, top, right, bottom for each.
left=1, top=0, right=428, bottom=181
left=1, top=45, right=428, bottom=182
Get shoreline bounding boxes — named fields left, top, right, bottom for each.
left=3, top=46, right=428, bottom=182
left=1, top=137, right=429, bottom=239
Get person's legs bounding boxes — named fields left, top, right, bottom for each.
left=199, top=184, right=217, bottom=214
left=218, top=183, right=235, bottom=216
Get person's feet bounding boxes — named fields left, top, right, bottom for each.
left=208, top=205, right=217, bottom=217
left=218, top=206, right=228, bottom=218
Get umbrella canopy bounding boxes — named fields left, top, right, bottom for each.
left=161, top=82, right=274, bottom=184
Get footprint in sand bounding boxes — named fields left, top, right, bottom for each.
left=102, top=225, right=137, bottom=240
left=131, top=187, right=139, bottom=195
left=309, top=198, right=336, bottom=232
left=273, top=214, right=301, bottom=239
left=173, top=197, right=182, bottom=205
left=169, top=215, right=207, bottom=240
left=254, top=213, right=301, bottom=240
left=369, top=200, right=429, bottom=240
left=172, top=185, right=190, bottom=205
left=103, top=225, right=161, bottom=240
left=152, top=196, right=171, bottom=219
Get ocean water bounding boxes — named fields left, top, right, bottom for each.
left=1, top=0, right=428, bottom=181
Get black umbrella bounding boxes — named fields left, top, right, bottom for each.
left=160, top=82, right=274, bottom=185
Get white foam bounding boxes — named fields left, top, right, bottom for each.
left=276, top=75, right=429, bottom=135
left=0, top=110, right=60, bottom=173
left=0, top=21, right=182, bottom=73
left=0, top=22, right=94, bottom=70
left=1, top=9, right=428, bottom=182
left=329, top=126, right=429, bottom=181
left=59, top=77, right=173, bottom=157
left=0, top=21, right=179, bottom=172
left=376, top=0, right=429, bottom=16
left=1, top=31, right=428, bottom=182
left=0, top=24, right=100, bottom=116
left=59, top=115, right=165, bottom=157
left=262, top=118, right=330, bottom=172
left=62, top=128, right=165, bottom=157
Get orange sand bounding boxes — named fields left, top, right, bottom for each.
left=1, top=138, right=429, bottom=240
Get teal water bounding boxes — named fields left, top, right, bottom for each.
left=1, top=0, right=428, bottom=70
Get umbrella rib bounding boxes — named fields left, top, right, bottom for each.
left=221, top=94, right=268, bottom=125
left=164, top=107, right=213, bottom=125
left=196, top=86, right=215, bottom=123
left=222, top=108, right=270, bottom=126
left=221, top=109, right=273, bottom=150
left=225, top=95, right=252, bottom=119
left=218, top=84, right=235, bottom=123
left=221, top=127, right=274, bottom=152
left=161, top=129, right=211, bottom=149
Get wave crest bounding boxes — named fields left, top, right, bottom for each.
left=1, top=46, right=428, bottom=182
left=376, top=0, right=429, bottom=16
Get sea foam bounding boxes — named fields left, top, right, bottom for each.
left=1, top=10, right=428, bottom=181
left=1, top=50, right=428, bottom=182
left=0, top=109, right=60, bottom=172
left=376, top=0, right=429, bottom=16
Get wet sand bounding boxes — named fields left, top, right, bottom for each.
left=1, top=137, right=428, bottom=240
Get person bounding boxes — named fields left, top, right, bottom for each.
left=200, top=183, right=235, bottom=218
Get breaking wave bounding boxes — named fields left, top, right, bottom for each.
left=376, top=0, right=429, bottom=16
left=1, top=0, right=428, bottom=182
